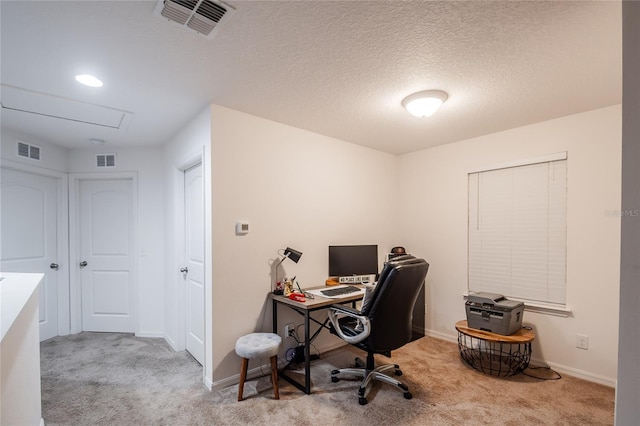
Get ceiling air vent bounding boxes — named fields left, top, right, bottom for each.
left=155, top=0, right=234, bottom=38
left=96, top=154, right=116, bottom=168
left=17, top=141, right=41, bottom=161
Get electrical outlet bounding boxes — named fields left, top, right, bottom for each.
left=576, top=334, right=589, bottom=350
left=284, top=323, right=295, bottom=337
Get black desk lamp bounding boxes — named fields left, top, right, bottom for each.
left=273, top=247, right=302, bottom=294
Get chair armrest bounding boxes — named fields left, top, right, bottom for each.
left=329, top=304, right=361, bottom=316
left=328, top=304, right=370, bottom=344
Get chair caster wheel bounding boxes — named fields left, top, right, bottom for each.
left=395, top=370, right=403, bottom=376
left=359, top=397, right=368, bottom=405
left=403, top=392, right=412, bottom=400
left=331, top=376, right=340, bottom=383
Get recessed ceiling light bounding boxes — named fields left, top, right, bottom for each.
left=402, top=90, right=448, bottom=118
left=75, top=74, right=103, bottom=88
left=88, top=138, right=105, bottom=145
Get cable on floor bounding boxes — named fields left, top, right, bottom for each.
left=521, top=365, right=562, bottom=380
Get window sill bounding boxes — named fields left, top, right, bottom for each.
left=462, top=294, right=572, bottom=318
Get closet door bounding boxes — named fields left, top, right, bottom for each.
left=78, top=178, right=135, bottom=332
left=184, top=163, right=205, bottom=365
left=1, top=167, right=59, bottom=341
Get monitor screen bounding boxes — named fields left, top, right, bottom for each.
left=328, top=245, right=379, bottom=277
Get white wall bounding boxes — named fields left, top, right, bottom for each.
left=397, top=105, right=621, bottom=385
left=67, top=147, right=166, bottom=337
left=210, top=105, right=399, bottom=385
left=1, top=127, right=69, bottom=172
left=162, top=106, right=213, bottom=386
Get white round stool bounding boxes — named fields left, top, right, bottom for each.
left=235, top=332, right=282, bottom=401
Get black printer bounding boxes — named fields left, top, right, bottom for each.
left=465, top=292, right=524, bottom=335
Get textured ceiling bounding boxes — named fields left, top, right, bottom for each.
left=0, top=1, right=622, bottom=155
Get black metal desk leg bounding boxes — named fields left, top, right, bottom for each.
left=272, top=299, right=278, bottom=334
left=304, top=309, right=311, bottom=394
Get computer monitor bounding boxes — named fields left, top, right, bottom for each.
left=328, top=245, right=379, bottom=278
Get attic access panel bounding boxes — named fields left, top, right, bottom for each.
left=1, top=84, right=132, bottom=130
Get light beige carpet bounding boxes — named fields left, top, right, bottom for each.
left=40, top=332, right=614, bottom=425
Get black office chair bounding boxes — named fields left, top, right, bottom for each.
left=327, top=256, right=429, bottom=405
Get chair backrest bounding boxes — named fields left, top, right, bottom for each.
left=360, top=255, right=420, bottom=316
left=363, top=257, right=429, bottom=352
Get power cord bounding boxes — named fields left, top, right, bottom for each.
left=310, top=342, right=320, bottom=358
left=522, top=365, right=562, bottom=380
left=283, top=326, right=303, bottom=363
left=290, top=327, right=302, bottom=345
left=283, top=326, right=322, bottom=363
left=518, top=326, right=561, bottom=380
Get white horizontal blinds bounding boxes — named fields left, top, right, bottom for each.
left=469, top=169, right=513, bottom=296
left=546, top=161, right=567, bottom=303
left=468, top=159, right=567, bottom=305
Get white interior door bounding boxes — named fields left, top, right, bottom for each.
left=1, top=167, right=59, bottom=341
left=184, top=164, right=204, bottom=365
left=79, top=178, right=135, bottom=332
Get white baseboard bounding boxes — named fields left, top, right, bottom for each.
left=319, top=340, right=349, bottom=353
left=163, top=334, right=178, bottom=351
left=424, top=328, right=457, bottom=344
left=135, top=332, right=164, bottom=339
left=423, top=328, right=616, bottom=387
left=211, top=362, right=272, bottom=391
left=530, top=358, right=616, bottom=388
left=211, top=328, right=617, bottom=391
left=211, top=340, right=350, bottom=392
left=204, top=375, right=213, bottom=391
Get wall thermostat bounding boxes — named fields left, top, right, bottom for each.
left=236, top=221, right=250, bottom=235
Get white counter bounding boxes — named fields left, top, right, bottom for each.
left=1, top=272, right=43, bottom=341
left=0, top=272, right=44, bottom=426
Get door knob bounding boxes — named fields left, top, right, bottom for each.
left=79, top=261, right=88, bottom=267
left=180, top=267, right=188, bottom=273
left=50, top=263, right=59, bottom=270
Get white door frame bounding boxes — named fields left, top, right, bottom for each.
left=0, top=158, right=70, bottom=336
left=68, top=172, right=139, bottom=334
left=172, top=148, right=212, bottom=386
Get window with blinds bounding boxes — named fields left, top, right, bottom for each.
left=468, top=153, right=567, bottom=306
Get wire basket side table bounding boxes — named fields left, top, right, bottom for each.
left=455, top=320, right=535, bottom=377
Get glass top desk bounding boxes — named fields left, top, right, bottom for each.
left=270, top=286, right=364, bottom=394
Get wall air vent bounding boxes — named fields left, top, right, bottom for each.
left=96, top=154, right=116, bottom=168
left=17, top=141, right=41, bottom=161
left=154, top=0, right=234, bottom=38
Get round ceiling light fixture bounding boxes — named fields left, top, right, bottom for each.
left=88, top=138, right=105, bottom=145
left=402, top=90, right=448, bottom=118
left=75, top=74, right=103, bottom=88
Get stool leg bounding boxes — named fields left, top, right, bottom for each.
left=238, top=358, right=249, bottom=401
left=270, top=355, right=279, bottom=400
